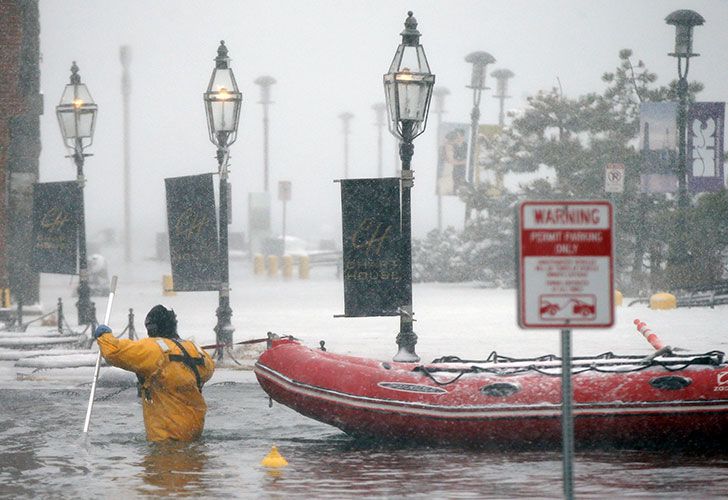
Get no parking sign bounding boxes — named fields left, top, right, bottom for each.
left=517, top=201, right=614, bottom=329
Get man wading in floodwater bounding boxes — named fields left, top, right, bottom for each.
left=94, top=305, right=215, bottom=441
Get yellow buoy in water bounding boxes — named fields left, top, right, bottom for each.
left=261, top=445, right=288, bottom=468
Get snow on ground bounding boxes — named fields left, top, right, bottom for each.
left=2, top=254, right=727, bottom=387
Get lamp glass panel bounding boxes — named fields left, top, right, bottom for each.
left=59, top=83, right=94, bottom=107
left=209, top=68, right=237, bottom=94
left=58, top=110, right=77, bottom=139
left=397, top=45, right=431, bottom=74
left=75, top=110, right=95, bottom=138
left=675, top=25, right=692, bottom=56
left=208, top=99, right=239, bottom=132
left=496, top=78, right=507, bottom=95
left=396, top=78, right=426, bottom=122
left=57, top=107, right=95, bottom=139
left=383, top=73, right=397, bottom=125
left=473, top=63, right=489, bottom=89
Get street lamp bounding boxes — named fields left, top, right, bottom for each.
left=338, top=112, right=354, bottom=178
left=203, top=40, right=242, bottom=359
left=491, top=68, right=514, bottom=127
left=372, top=103, right=386, bottom=178
left=465, top=51, right=496, bottom=186
left=665, top=9, right=704, bottom=284
left=432, top=86, right=450, bottom=231
left=384, top=11, right=435, bottom=362
left=56, top=61, right=97, bottom=326
left=254, top=75, right=276, bottom=192
left=667, top=9, right=704, bottom=210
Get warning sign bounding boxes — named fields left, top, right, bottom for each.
left=517, top=201, right=614, bottom=328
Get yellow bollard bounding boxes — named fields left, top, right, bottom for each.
left=650, top=292, right=676, bottom=310
left=162, top=275, right=176, bottom=296
left=614, top=290, right=623, bottom=307
left=261, top=445, right=288, bottom=468
left=282, top=255, right=293, bottom=279
left=299, top=255, right=310, bottom=280
left=253, top=254, right=265, bottom=275
left=267, top=255, right=279, bottom=277
left=1, top=288, right=10, bottom=308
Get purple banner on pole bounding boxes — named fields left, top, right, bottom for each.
left=688, top=102, right=725, bottom=193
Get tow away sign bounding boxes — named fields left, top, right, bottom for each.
left=517, top=201, right=614, bottom=328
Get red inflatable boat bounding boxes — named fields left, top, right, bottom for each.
left=255, top=336, right=728, bottom=448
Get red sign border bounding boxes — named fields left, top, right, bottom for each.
left=517, top=200, right=614, bottom=329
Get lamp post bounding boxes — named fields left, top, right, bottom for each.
left=667, top=10, right=703, bottom=213
left=339, top=112, right=353, bottom=178
left=120, top=46, right=132, bottom=263
left=465, top=51, right=495, bottom=186
left=432, top=86, right=449, bottom=231
left=491, top=68, right=514, bottom=128
left=254, top=75, right=276, bottom=192
left=665, top=9, right=704, bottom=284
left=203, top=41, right=242, bottom=359
left=383, top=11, right=435, bottom=362
left=56, top=61, right=97, bottom=326
left=372, top=103, right=386, bottom=178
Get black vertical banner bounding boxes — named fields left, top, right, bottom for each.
left=340, top=178, right=405, bottom=317
left=165, top=174, right=220, bottom=291
left=32, top=181, right=81, bottom=275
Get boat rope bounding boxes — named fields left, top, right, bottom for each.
left=415, top=350, right=725, bottom=380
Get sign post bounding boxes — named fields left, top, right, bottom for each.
left=278, top=181, right=291, bottom=255
left=517, top=200, right=614, bottom=500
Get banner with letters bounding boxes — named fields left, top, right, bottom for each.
left=32, top=181, right=81, bottom=274
left=340, top=178, right=406, bottom=317
left=688, top=102, right=725, bottom=192
left=639, top=102, right=678, bottom=193
left=165, top=174, right=220, bottom=291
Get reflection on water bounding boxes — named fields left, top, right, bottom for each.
left=138, top=442, right=210, bottom=497
left=1, top=379, right=728, bottom=498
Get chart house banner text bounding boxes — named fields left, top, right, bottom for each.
left=31, top=181, right=82, bottom=275
left=165, top=173, right=220, bottom=292
left=340, top=178, right=405, bottom=317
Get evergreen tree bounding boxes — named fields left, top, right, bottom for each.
left=414, top=49, right=726, bottom=292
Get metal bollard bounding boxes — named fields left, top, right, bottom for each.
left=267, top=255, right=279, bottom=277
left=299, top=255, right=310, bottom=280
left=57, top=297, right=64, bottom=333
left=283, top=256, right=293, bottom=279
left=254, top=254, right=265, bottom=275
left=127, top=308, right=137, bottom=340
left=163, top=275, right=176, bottom=296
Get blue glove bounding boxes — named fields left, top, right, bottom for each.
left=93, top=324, right=112, bottom=339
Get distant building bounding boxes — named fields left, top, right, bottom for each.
left=0, top=0, right=42, bottom=305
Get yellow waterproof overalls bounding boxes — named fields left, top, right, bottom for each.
left=97, top=334, right=215, bottom=441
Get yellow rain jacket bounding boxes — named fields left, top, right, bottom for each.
left=97, top=334, right=215, bottom=442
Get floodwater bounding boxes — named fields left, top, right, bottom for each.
left=2, top=373, right=728, bottom=499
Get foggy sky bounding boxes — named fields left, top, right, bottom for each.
left=37, top=0, right=728, bottom=262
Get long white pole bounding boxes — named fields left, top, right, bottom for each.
left=82, top=275, right=118, bottom=434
